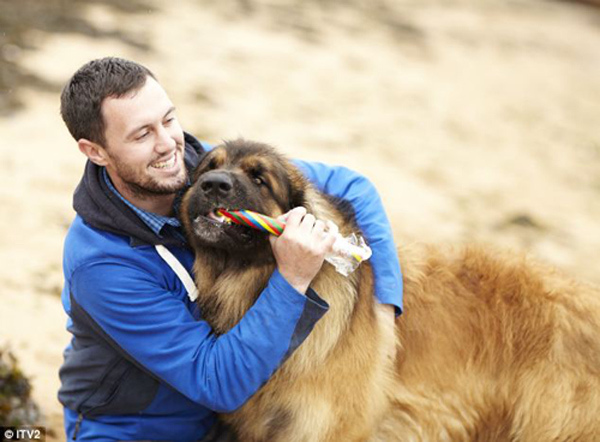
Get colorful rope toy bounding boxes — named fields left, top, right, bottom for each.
left=216, top=208, right=372, bottom=276
left=217, top=209, right=285, bottom=237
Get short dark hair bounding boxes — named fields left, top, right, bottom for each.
left=60, top=57, right=155, bottom=146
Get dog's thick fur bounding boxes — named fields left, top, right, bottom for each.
left=181, top=139, right=600, bottom=441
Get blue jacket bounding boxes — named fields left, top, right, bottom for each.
left=59, top=134, right=403, bottom=441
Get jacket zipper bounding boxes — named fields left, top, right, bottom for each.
left=72, top=412, right=83, bottom=440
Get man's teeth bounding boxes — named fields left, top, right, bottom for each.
left=151, top=155, right=176, bottom=169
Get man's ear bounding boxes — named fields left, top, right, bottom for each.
left=78, top=139, right=109, bottom=166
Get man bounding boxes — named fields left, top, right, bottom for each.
left=58, top=57, right=403, bottom=441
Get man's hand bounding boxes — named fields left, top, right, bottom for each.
left=269, top=207, right=337, bottom=294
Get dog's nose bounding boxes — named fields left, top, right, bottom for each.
left=199, top=171, right=233, bottom=197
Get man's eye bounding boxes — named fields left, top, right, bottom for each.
left=164, top=117, right=175, bottom=125
left=136, top=132, right=149, bottom=141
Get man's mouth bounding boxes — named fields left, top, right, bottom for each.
left=151, top=152, right=177, bottom=170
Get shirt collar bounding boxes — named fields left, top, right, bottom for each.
left=102, top=168, right=181, bottom=237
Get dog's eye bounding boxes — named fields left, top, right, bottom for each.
left=253, top=175, right=265, bottom=186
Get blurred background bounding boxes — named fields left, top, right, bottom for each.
left=1, top=0, right=599, bottom=438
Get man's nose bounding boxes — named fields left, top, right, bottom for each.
left=198, top=171, right=233, bottom=197
left=155, top=125, right=177, bottom=152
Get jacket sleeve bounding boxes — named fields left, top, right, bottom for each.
left=293, top=159, right=403, bottom=316
left=69, top=262, right=328, bottom=413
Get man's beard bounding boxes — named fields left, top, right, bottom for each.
left=112, top=156, right=188, bottom=200
left=124, top=175, right=187, bottom=199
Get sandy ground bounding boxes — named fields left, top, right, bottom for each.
left=1, top=0, right=599, bottom=439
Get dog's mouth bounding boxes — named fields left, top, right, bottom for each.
left=189, top=207, right=263, bottom=250
left=206, top=209, right=227, bottom=224
left=197, top=208, right=229, bottom=226
left=192, top=208, right=237, bottom=230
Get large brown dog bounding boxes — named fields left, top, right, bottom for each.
left=180, top=139, right=600, bottom=441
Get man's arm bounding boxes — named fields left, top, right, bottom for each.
left=69, top=261, right=328, bottom=413
left=190, top=137, right=402, bottom=313
left=293, top=159, right=403, bottom=316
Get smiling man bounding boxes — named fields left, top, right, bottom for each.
left=58, top=57, right=403, bottom=441
left=76, top=76, right=186, bottom=215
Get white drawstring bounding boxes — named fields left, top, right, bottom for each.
left=154, top=245, right=199, bottom=302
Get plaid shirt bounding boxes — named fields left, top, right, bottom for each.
left=102, top=168, right=182, bottom=238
